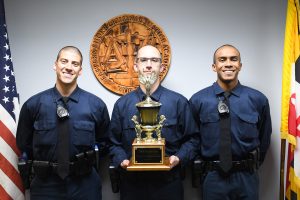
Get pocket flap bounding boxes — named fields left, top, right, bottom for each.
left=200, top=113, right=219, bottom=123
left=237, top=113, right=258, bottom=124
left=122, top=118, right=136, bottom=129
left=74, top=121, right=94, bottom=131
left=34, top=120, right=56, bottom=131
left=164, top=118, right=177, bottom=126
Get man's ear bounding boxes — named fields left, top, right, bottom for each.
left=79, top=66, right=83, bottom=76
left=212, top=64, right=217, bottom=72
left=133, top=63, right=138, bottom=72
left=238, top=63, right=242, bottom=71
left=53, top=62, right=57, bottom=71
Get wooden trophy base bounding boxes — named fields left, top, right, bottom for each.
left=126, top=138, right=171, bottom=171
left=127, top=157, right=171, bottom=171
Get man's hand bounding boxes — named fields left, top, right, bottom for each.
left=120, top=159, right=130, bottom=169
left=169, top=155, right=180, bottom=168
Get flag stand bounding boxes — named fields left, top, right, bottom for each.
left=280, top=139, right=286, bottom=200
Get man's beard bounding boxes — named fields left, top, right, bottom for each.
left=138, top=71, right=158, bottom=86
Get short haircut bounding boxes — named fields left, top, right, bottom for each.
left=213, top=44, right=241, bottom=64
left=56, top=46, right=83, bottom=65
left=135, top=45, right=162, bottom=62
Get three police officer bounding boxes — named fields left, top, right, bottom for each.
left=16, top=44, right=271, bottom=200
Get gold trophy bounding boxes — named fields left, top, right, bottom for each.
left=127, top=72, right=171, bottom=171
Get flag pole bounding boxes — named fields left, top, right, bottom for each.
left=280, top=138, right=286, bottom=200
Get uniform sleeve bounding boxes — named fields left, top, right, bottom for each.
left=94, top=101, right=110, bottom=157
left=16, top=102, right=34, bottom=159
left=109, top=103, right=128, bottom=166
left=189, top=96, right=202, bottom=155
left=189, top=96, right=200, bottom=124
left=258, top=98, right=272, bottom=164
left=175, top=99, right=200, bottom=166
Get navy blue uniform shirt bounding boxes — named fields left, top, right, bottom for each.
left=189, top=82, right=272, bottom=163
left=16, top=86, right=110, bottom=161
left=109, top=85, right=199, bottom=166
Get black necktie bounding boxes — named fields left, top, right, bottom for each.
left=57, top=97, right=69, bottom=179
left=219, top=92, right=232, bottom=174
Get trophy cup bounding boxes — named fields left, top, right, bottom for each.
left=127, top=72, right=171, bottom=171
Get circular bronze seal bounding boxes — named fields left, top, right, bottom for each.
left=90, top=14, right=171, bottom=95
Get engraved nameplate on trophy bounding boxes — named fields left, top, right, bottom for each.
left=127, top=72, right=171, bottom=171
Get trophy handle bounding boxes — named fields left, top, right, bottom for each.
left=132, top=115, right=142, bottom=142
left=156, top=115, right=166, bottom=142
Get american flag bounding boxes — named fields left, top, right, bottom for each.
left=0, top=0, right=25, bottom=199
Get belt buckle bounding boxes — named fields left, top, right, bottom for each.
left=208, top=161, right=218, bottom=171
left=68, top=162, right=75, bottom=175
left=50, top=162, right=58, bottom=174
left=234, top=160, right=243, bottom=170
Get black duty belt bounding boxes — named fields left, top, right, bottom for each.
left=32, top=160, right=94, bottom=179
left=204, top=159, right=255, bottom=172
left=32, top=150, right=96, bottom=179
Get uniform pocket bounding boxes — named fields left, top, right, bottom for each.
left=122, top=118, right=136, bottom=130
left=73, top=121, right=95, bottom=146
left=201, top=113, right=220, bottom=124
left=33, top=120, right=56, bottom=145
left=200, top=113, right=220, bottom=147
left=164, top=118, right=177, bottom=127
left=162, top=118, right=179, bottom=145
left=236, top=113, right=259, bottom=141
left=121, top=119, right=136, bottom=152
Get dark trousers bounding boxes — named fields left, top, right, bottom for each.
left=120, top=169, right=183, bottom=200
left=30, top=169, right=101, bottom=200
left=202, top=171, right=259, bottom=200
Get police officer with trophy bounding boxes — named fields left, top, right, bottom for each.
left=109, top=45, right=199, bottom=200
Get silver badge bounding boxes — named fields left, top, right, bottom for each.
left=218, top=100, right=229, bottom=115
left=57, top=104, right=69, bottom=119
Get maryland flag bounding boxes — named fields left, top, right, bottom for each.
left=281, top=0, right=300, bottom=199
